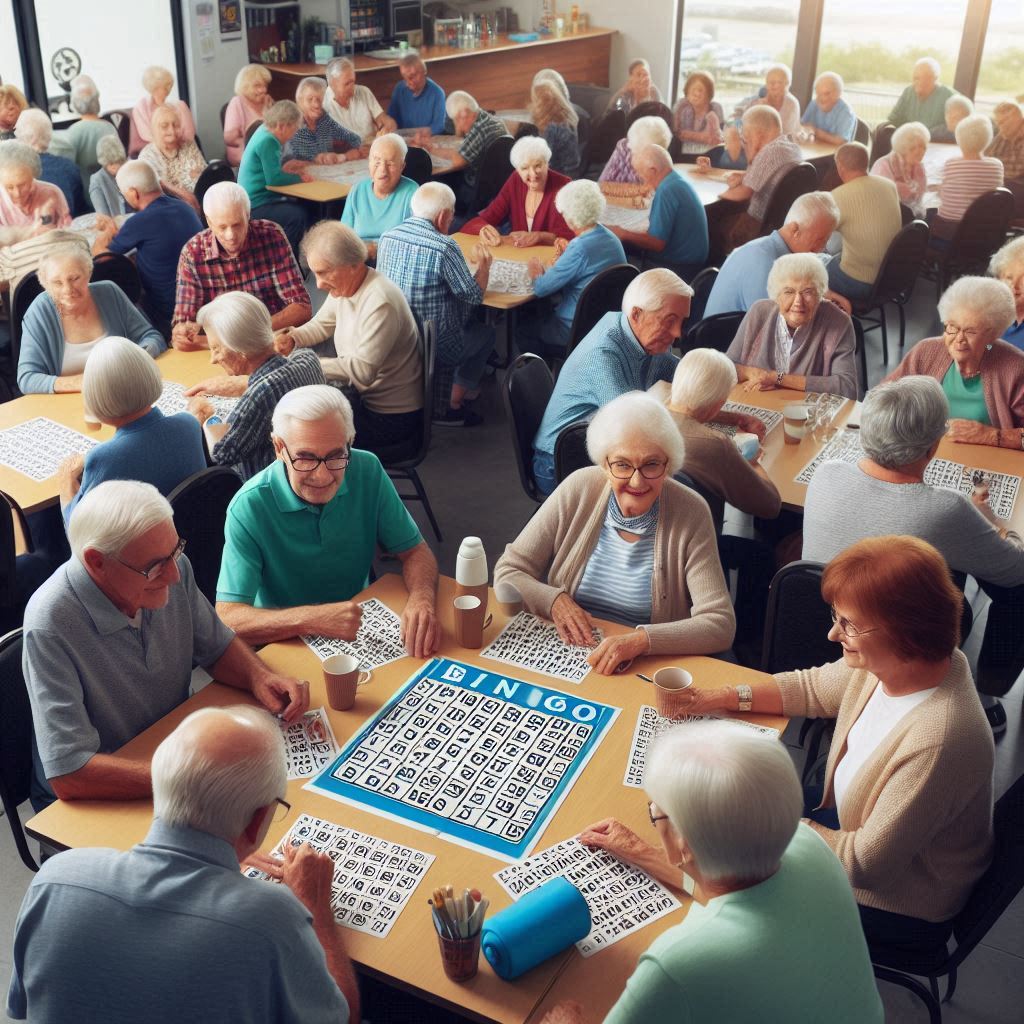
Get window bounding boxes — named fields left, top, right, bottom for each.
left=0, top=2, right=26, bottom=93
left=816, top=0, right=969, bottom=128
left=975, top=0, right=1024, bottom=116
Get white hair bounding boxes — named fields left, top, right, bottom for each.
left=398, top=52, right=425, bottom=71
left=83, top=336, right=162, bottom=423
left=785, top=190, right=839, bottom=230
left=555, top=179, right=605, bottom=231
left=13, top=109, right=52, bottom=152
left=622, top=267, right=694, bottom=315
left=626, top=114, right=672, bottom=151
left=152, top=706, right=286, bottom=844
left=814, top=71, right=843, bottom=93
left=295, top=76, right=327, bottom=99
left=766, top=63, right=791, bottom=86
left=0, top=140, right=41, bottom=178
left=767, top=252, right=828, bottom=300
left=587, top=391, right=686, bottom=476
left=510, top=135, right=551, bottom=169
left=633, top=143, right=672, bottom=175
left=68, top=480, right=173, bottom=561
left=410, top=180, right=455, bottom=220
left=914, top=57, right=941, bottom=79
left=116, top=159, right=160, bottom=195
left=644, top=720, right=801, bottom=883
left=69, top=74, right=101, bottom=116
left=990, top=235, right=1024, bottom=279
left=445, top=90, right=479, bottom=118
left=235, top=63, right=271, bottom=96
left=326, top=57, right=355, bottom=81
left=264, top=99, right=301, bottom=128
left=955, top=113, right=993, bottom=154
left=371, top=132, right=408, bottom=161
left=142, top=66, right=174, bottom=94
left=945, top=95, right=974, bottom=119
left=938, top=276, right=1016, bottom=337
left=533, top=68, right=569, bottom=101
left=96, top=133, right=127, bottom=167
left=38, top=242, right=93, bottom=288
left=149, top=104, right=182, bottom=133
left=301, top=219, right=368, bottom=268
left=196, top=291, right=275, bottom=357
left=203, top=180, right=250, bottom=218
left=891, top=121, right=930, bottom=157
left=742, top=105, right=782, bottom=136
left=861, top=376, right=949, bottom=468
left=670, top=348, right=737, bottom=412
left=272, top=384, right=356, bottom=444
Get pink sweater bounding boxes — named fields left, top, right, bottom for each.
left=0, top=180, right=71, bottom=229
left=223, top=95, right=271, bottom=167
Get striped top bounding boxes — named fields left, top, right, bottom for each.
left=574, top=518, right=655, bottom=626
left=937, top=156, right=1004, bottom=222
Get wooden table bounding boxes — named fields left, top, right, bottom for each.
left=673, top=164, right=731, bottom=207
left=26, top=573, right=786, bottom=1024
left=268, top=179, right=352, bottom=203
left=452, top=231, right=554, bottom=312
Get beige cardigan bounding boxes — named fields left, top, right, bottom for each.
left=775, top=649, right=994, bottom=922
left=493, top=467, right=735, bottom=655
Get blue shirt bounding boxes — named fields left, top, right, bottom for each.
left=648, top=172, right=708, bottom=267
left=534, top=311, right=678, bottom=456
left=39, top=152, right=87, bottom=216
left=575, top=517, right=654, bottom=625
left=802, top=98, right=858, bottom=141
left=387, top=77, right=447, bottom=134
left=704, top=230, right=792, bottom=317
left=108, top=194, right=203, bottom=322
left=340, top=175, right=417, bottom=241
left=6, top=819, right=349, bottom=1024
left=1004, top=321, right=1024, bottom=351
left=283, top=113, right=361, bottom=162
left=533, top=224, right=625, bottom=328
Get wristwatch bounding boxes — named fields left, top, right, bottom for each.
left=775, top=370, right=785, bottom=388
left=735, top=684, right=753, bottom=712
left=204, top=415, right=223, bottom=427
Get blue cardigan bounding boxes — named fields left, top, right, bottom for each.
left=17, top=281, right=165, bottom=394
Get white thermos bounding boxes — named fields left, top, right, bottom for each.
left=455, top=536, right=489, bottom=616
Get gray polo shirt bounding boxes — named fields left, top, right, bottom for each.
left=6, top=819, right=349, bottom=1024
left=22, top=555, right=235, bottom=788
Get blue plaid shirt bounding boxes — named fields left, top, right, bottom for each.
left=376, top=217, right=482, bottom=364
left=283, top=114, right=361, bottom=162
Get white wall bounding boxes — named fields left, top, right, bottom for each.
left=578, top=0, right=676, bottom=97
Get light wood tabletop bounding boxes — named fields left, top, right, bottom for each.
left=452, top=231, right=555, bottom=312
left=26, top=573, right=786, bottom=1024
left=268, top=179, right=353, bottom=202
left=673, top=164, right=732, bottom=207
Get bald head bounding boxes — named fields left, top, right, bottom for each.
left=631, top=142, right=673, bottom=186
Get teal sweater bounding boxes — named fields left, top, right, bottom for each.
left=238, top=125, right=302, bottom=208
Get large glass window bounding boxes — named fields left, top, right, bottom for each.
left=816, top=0, right=969, bottom=128
left=0, top=3, right=26, bottom=93
left=974, top=0, right=1024, bottom=116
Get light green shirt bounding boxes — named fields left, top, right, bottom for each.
left=942, top=363, right=991, bottom=426
left=603, top=825, right=883, bottom=1024
left=887, top=83, right=956, bottom=135
left=340, top=176, right=417, bottom=241
left=216, top=450, right=422, bottom=607
left=237, top=125, right=302, bottom=209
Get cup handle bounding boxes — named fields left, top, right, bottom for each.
left=483, top=613, right=493, bottom=628
left=357, top=670, right=373, bottom=685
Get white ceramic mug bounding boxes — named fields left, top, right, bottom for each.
left=783, top=403, right=810, bottom=445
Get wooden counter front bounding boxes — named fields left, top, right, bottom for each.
left=265, top=29, right=614, bottom=112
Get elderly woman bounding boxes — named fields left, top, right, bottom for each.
left=340, top=133, right=417, bottom=259
left=17, top=243, right=165, bottom=394
left=529, top=79, right=580, bottom=177
left=139, top=105, right=207, bottom=214
left=184, top=291, right=325, bottom=481
left=462, top=136, right=573, bottom=247
left=606, top=59, right=662, bottom=116
left=871, top=121, right=929, bottom=217
left=495, top=391, right=736, bottom=673
left=14, top=109, right=86, bottom=215
left=274, top=221, right=422, bottom=453
left=930, top=94, right=974, bottom=145
left=990, top=235, right=1024, bottom=349
left=883, top=276, right=1024, bottom=447
left=541, top=722, right=883, bottom=1024
left=726, top=253, right=858, bottom=400
left=671, top=71, right=724, bottom=155
left=88, top=134, right=128, bottom=216
left=0, top=141, right=72, bottom=229
left=59, top=336, right=206, bottom=523
left=224, top=64, right=274, bottom=167
left=0, top=85, right=28, bottom=141
left=800, top=72, right=857, bottom=145
left=63, top=75, right=117, bottom=184
left=284, top=77, right=363, bottom=166
left=738, top=63, right=801, bottom=136
left=671, top=535, right=994, bottom=951
left=129, top=66, right=196, bottom=157
left=930, top=114, right=1004, bottom=241
left=599, top=114, right=672, bottom=198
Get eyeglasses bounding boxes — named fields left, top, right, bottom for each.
left=648, top=801, right=669, bottom=827
left=830, top=607, right=879, bottom=639
left=272, top=797, right=292, bottom=823
left=606, top=458, right=668, bottom=481
left=943, top=322, right=983, bottom=343
left=116, top=538, right=185, bottom=581
left=778, top=287, right=820, bottom=303
left=282, top=443, right=351, bottom=473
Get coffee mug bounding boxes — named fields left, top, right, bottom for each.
left=322, top=653, right=372, bottom=711
left=454, top=595, right=492, bottom=648
left=652, top=666, right=693, bottom=719
left=494, top=582, right=524, bottom=617
left=782, top=403, right=810, bottom=445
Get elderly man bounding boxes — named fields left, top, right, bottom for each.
left=8, top=706, right=357, bottom=1023
left=324, top=57, right=397, bottom=141
left=340, top=133, right=417, bottom=259
left=388, top=52, right=447, bottom=135
left=429, top=90, right=510, bottom=205
left=216, top=384, right=440, bottom=657
left=376, top=181, right=495, bottom=425
left=92, top=159, right=203, bottom=336
left=705, top=191, right=841, bottom=316
left=59, top=74, right=117, bottom=186
left=172, top=181, right=311, bottom=351
left=14, top=108, right=86, bottom=215
left=800, top=72, right=857, bottom=145
left=284, top=76, right=363, bottom=166
left=987, top=102, right=1024, bottom=214
left=607, top=143, right=707, bottom=276
left=21, top=480, right=309, bottom=809
left=887, top=57, right=956, bottom=137
left=828, top=142, right=901, bottom=302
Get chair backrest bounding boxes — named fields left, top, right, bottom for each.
left=404, top=146, right=433, bottom=185
left=0, top=490, right=31, bottom=614
left=167, top=467, right=243, bottom=604
left=871, top=122, right=895, bottom=165
left=243, top=119, right=263, bottom=148
left=759, top=162, right=818, bottom=235
left=854, top=118, right=871, bottom=146
left=868, top=219, right=930, bottom=304
left=9, top=271, right=45, bottom=368
left=0, top=628, right=38, bottom=871
left=625, top=101, right=673, bottom=134
left=567, top=82, right=612, bottom=123
left=573, top=104, right=591, bottom=158
left=581, top=108, right=626, bottom=173
left=193, top=159, right=236, bottom=215
left=945, top=188, right=1015, bottom=268
left=704, top=144, right=726, bottom=167
left=687, top=266, right=720, bottom=325
left=554, top=419, right=592, bottom=484
left=219, top=101, right=229, bottom=128
left=680, top=310, right=745, bottom=356
left=503, top=354, right=555, bottom=503
left=413, top=318, right=437, bottom=466
left=466, top=135, right=515, bottom=217
left=92, top=252, right=142, bottom=305
left=514, top=121, right=539, bottom=140
left=101, top=109, right=131, bottom=153
left=565, top=263, right=639, bottom=356
left=898, top=202, right=914, bottom=226
left=761, top=560, right=841, bottom=673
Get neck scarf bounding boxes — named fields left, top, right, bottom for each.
left=607, top=492, right=660, bottom=535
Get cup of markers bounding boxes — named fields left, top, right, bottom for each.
left=431, top=885, right=489, bottom=982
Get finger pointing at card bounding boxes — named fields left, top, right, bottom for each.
left=551, top=593, right=598, bottom=648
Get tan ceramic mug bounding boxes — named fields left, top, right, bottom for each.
left=322, top=653, right=372, bottom=711
left=653, top=667, right=694, bottom=719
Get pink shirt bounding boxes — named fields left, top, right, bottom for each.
left=223, top=95, right=270, bottom=167
left=129, top=97, right=196, bottom=157
left=0, top=180, right=72, bottom=228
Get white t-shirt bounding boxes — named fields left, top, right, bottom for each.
left=324, top=85, right=382, bottom=141
left=60, top=337, right=104, bottom=375
left=833, top=682, right=937, bottom=816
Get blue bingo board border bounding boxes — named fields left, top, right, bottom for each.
left=305, top=657, right=620, bottom=862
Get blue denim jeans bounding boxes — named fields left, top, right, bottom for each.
left=532, top=450, right=557, bottom=497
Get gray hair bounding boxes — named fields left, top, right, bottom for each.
left=68, top=480, right=173, bottom=561
left=834, top=142, right=869, bottom=174
left=767, top=252, right=828, bottom=301
left=370, top=132, right=408, bottom=161
left=203, top=180, right=250, bottom=218
left=533, top=68, right=569, bottom=101
left=510, top=135, right=551, bottom=169
left=0, top=140, right=41, bottom=178
left=116, top=159, right=160, bottom=195
left=670, top=348, right=737, bottom=412
left=633, top=143, right=672, bottom=176
left=587, top=391, right=686, bottom=475
left=626, top=114, right=672, bottom=151
left=644, top=720, right=801, bottom=883
left=295, top=76, right=327, bottom=100
left=152, top=706, right=286, bottom=844
left=272, top=384, right=356, bottom=445
left=38, top=242, right=93, bottom=287
left=937, top=276, right=1016, bottom=337
left=69, top=74, right=101, bottom=116
left=555, top=179, right=605, bottom=231
left=96, top=133, right=127, bottom=167
left=814, top=71, right=843, bottom=93
left=398, top=52, right=425, bottom=70
left=945, top=94, right=974, bottom=119
left=914, top=57, right=941, bottom=79
left=860, top=376, right=948, bottom=468
left=142, top=66, right=174, bottom=94
left=83, top=336, right=162, bottom=422
left=196, top=291, right=274, bottom=357
left=891, top=121, right=929, bottom=156
left=627, top=59, right=651, bottom=75
left=149, top=104, right=181, bottom=132
left=235, top=64, right=271, bottom=96
left=301, top=219, right=368, bottom=268
left=766, top=63, right=792, bottom=86
left=989, top=235, right=1024, bottom=279
left=742, top=104, right=782, bottom=137
left=14, top=109, right=52, bottom=152
left=410, top=180, right=455, bottom=220
left=955, top=113, right=992, bottom=154
left=445, top=90, right=479, bottom=118
left=786, top=190, right=840, bottom=230
left=264, top=99, right=301, bottom=128
left=326, top=57, right=355, bottom=81
left=622, top=267, right=694, bottom=315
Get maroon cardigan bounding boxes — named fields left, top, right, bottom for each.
left=462, top=169, right=574, bottom=241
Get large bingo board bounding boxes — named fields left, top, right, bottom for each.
left=307, top=658, right=620, bottom=861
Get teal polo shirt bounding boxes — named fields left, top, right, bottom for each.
left=216, top=451, right=422, bottom=607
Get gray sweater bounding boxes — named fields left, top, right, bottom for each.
left=803, top=460, right=1024, bottom=588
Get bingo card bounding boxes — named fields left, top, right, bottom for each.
left=484, top=259, right=536, bottom=296
left=707, top=401, right=783, bottom=439
left=302, top=598, right=408, bottom=672
left=0, top=417, right=98, bottom=482
left=481, top=611, right=602, bottom=685
left=154, top=380, right=239, bottom=421
left=280, top=707, right=340, bottom=780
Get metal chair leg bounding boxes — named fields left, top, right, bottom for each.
left=873, top=966, right=942, bottom=1024
left=942, top=966, right=957, bottom=1004
left=406, top=468, right=443, bottom=543
left=880, top=307, right=889, bottom=365
left=897, top=303, right=907, bottom=350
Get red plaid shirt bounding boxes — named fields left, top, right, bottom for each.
left=173, top=219, right=309, bottom=326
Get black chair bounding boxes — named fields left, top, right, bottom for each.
left=686, top=266, right=719, bottom=325
left=0, top=629, right=39, bottom=872
left=381, top=319, right=443, bottom=542
left=625, top=101, right=673, bottom=134
left=678, top=310, right=745, bottom=356
left=554, top=419, right=591, bottom=484
left=580, top=108, right=625, bottom=175
left=872, top=772, right=1024, bottom=1024
left=167, top=467, right=243, bottom=605
left=101, top=108, right=131, bottom=154
left=403, top=146, right=433, bottom=185
left=899, top=202, right=915, bottom=226
left=464, top=135, right=515, bottom=218
left=243, top=120, right=262, bottom=148
left=565, top=263, right=639, bottom=356
left=8, top=271, right=46, bottom=371
left=871, top=122, right=896, bottom=164
left=854, top=118, right=871, bottom=146
left=850, top=220, right=930, bottom=363
left=503, top=354, right=554, bottom=504
left=0, top=490, right=32, bottom=636
left=91, top=252, right=142, bottom=305
left=759, top=162, right=818, bottom=236
left=852, top=317, right=869, bottom=399
left=573, top=106, right=591, bottom=168
left=513, top=122, right=539, bottom=140
left=219, top=101, right=229, bottom=128
left=193, top=159, right=235, bottom=218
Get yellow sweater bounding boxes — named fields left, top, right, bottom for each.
left=833, top=173, right=902, bottom=285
